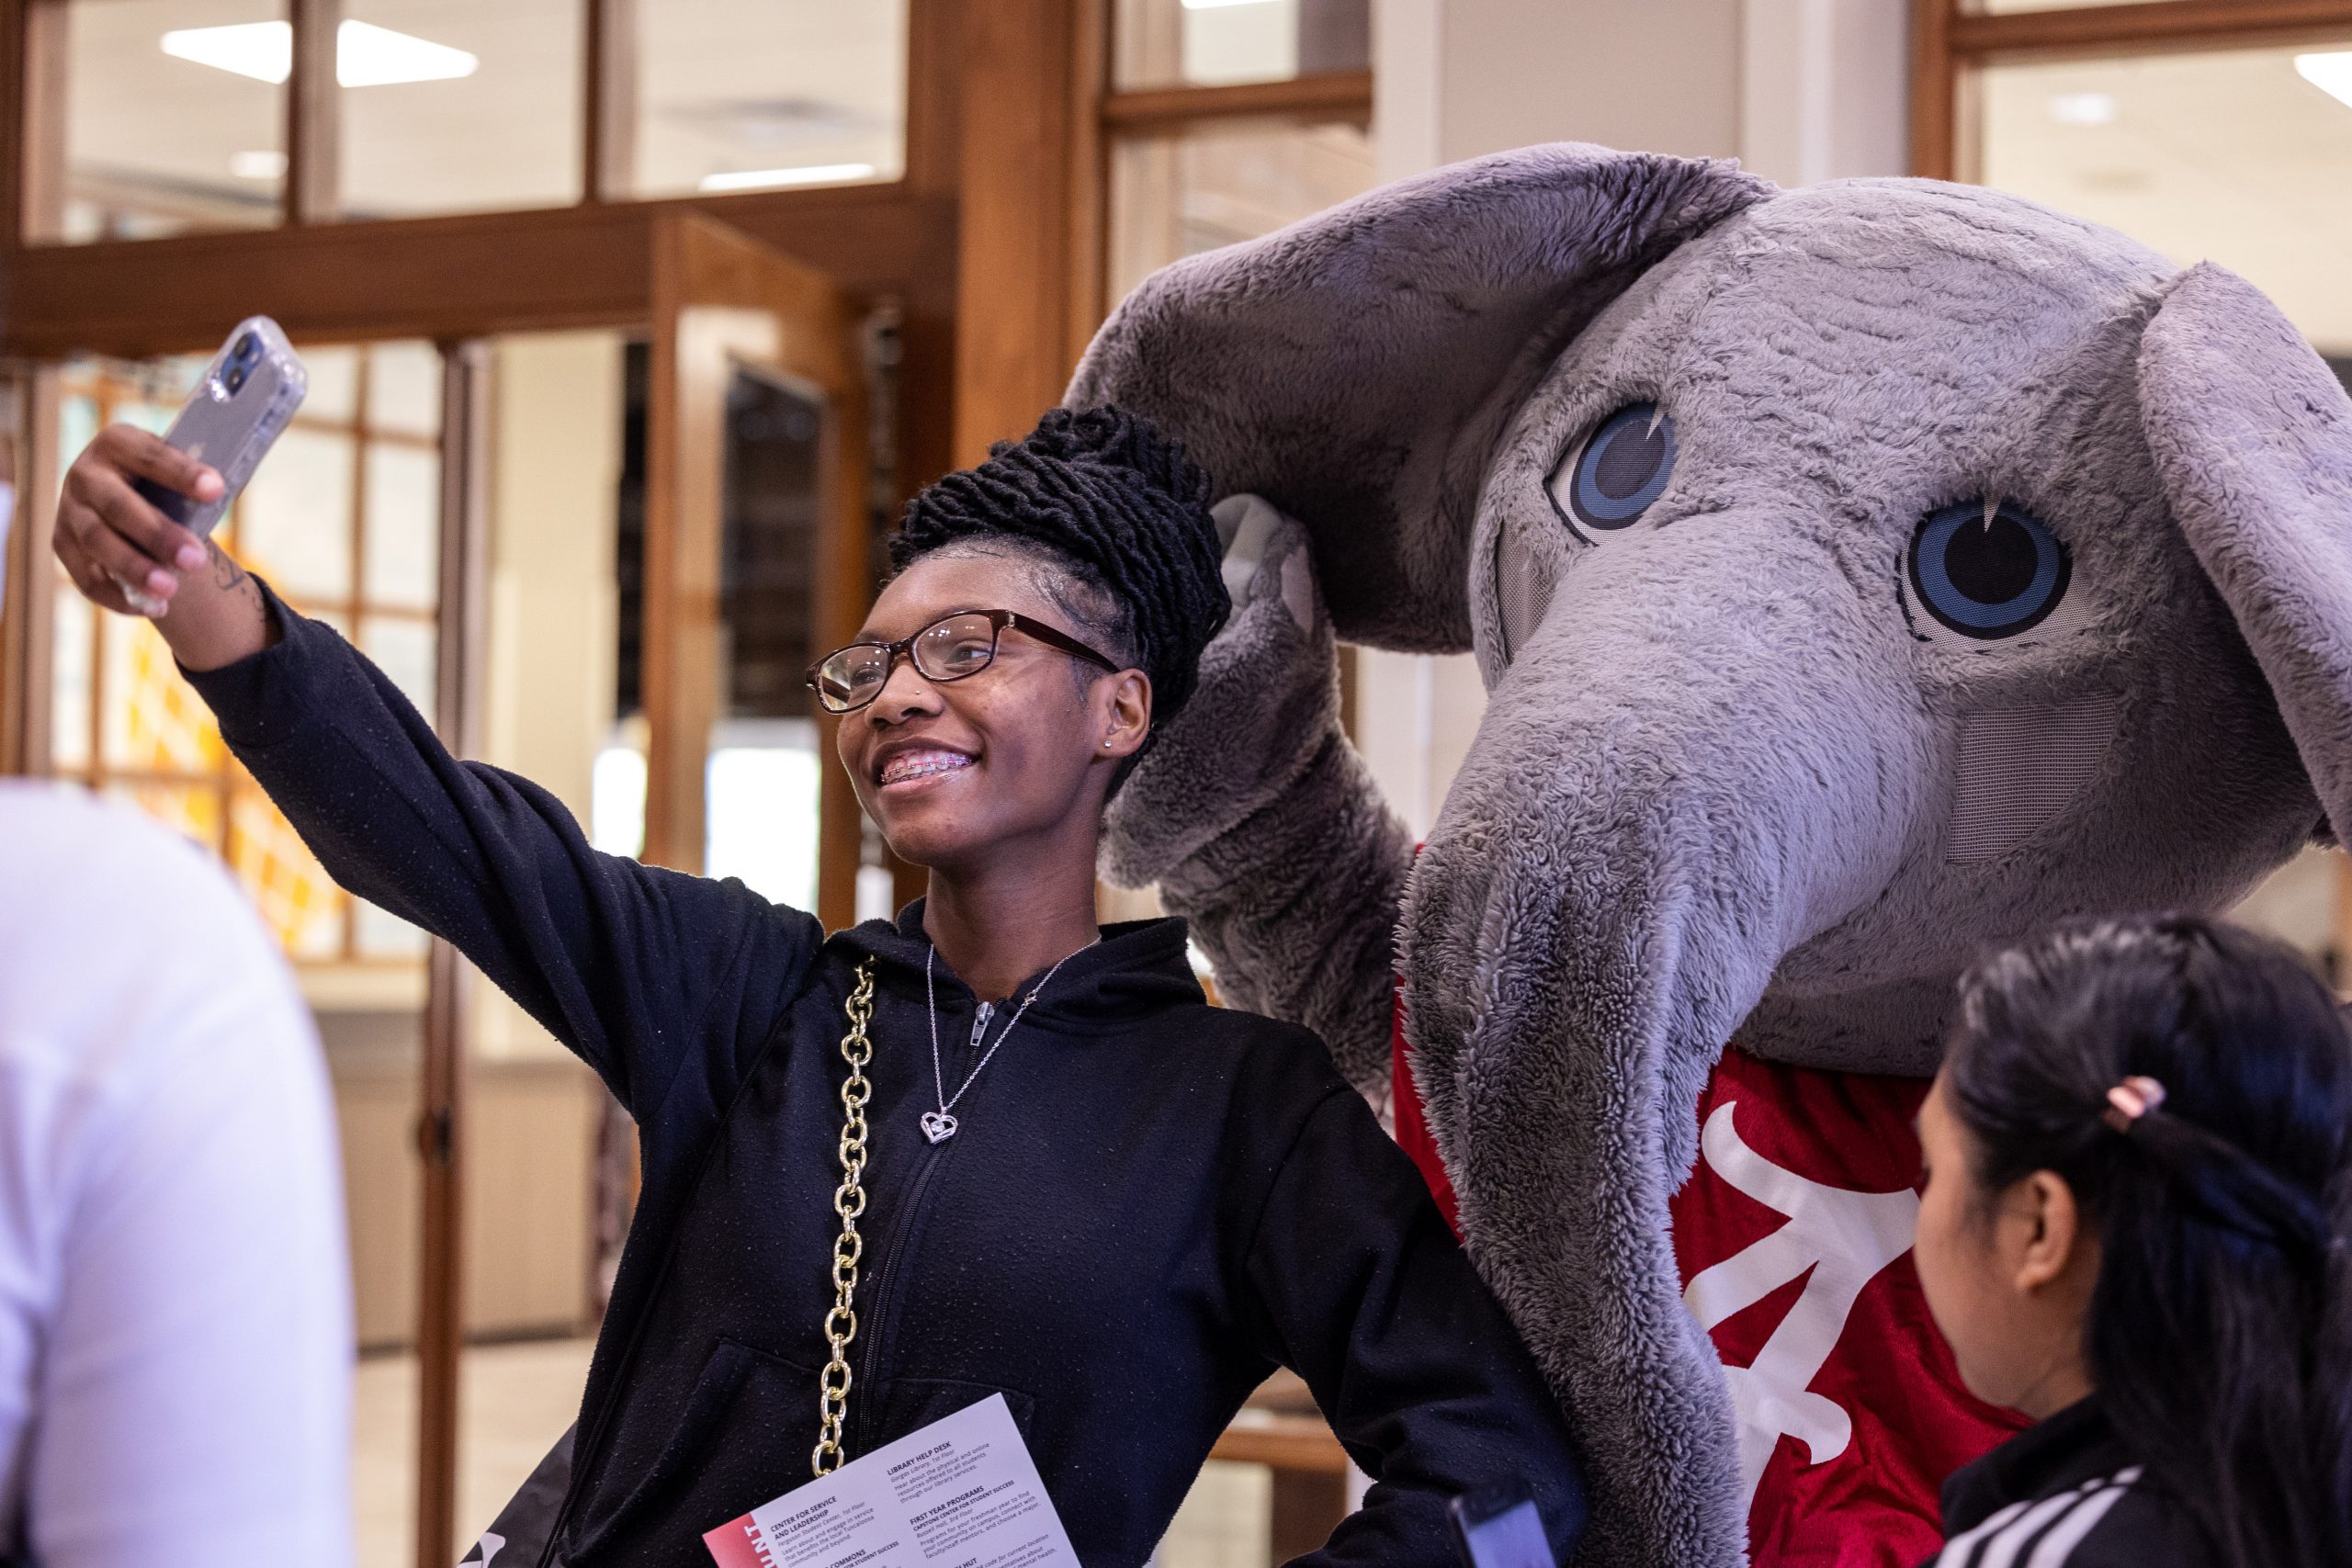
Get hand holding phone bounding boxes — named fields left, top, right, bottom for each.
left=55, top=427, right=222, bottom=618
left=131, top=319, right=306, bottom=541
left=53, top=317, right=304, bottom=621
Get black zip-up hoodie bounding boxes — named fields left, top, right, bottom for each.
left=186, top=587, right=1590, bottom=1568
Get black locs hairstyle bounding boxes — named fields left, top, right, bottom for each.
left=889, top=405, right=1231, bottom=750
left=1948, top=915, right=2352, bottom=1568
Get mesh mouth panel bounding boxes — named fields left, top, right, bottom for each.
left=1495, top=523, right=1559, bottom=664
left=1945, top=694, right=2125, bottom=864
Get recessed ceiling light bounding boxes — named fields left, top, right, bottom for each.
left=229, top=149, right=287, bottom=180
left=2047, top=92, right=2117, bottom=125
left=161, top=19, right=477, bottom=87
left=334, top=21, right=476, bottom=86
left=2297, top=51, right=2352, bottom=110
left=699, top=163, right=877, bottom=193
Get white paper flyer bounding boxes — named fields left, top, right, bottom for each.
left=702, top=1393, right=1079, bottom=1568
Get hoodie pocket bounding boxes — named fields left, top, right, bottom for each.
left=866, top=1374, right=1039, bottom=1449
left=565, top=1337, right=817, bottom=1561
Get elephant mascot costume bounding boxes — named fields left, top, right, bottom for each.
left=1068, top=143, right=2352, bottom=1566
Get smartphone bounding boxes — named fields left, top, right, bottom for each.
left=133, top=315, right=308, bottom=539
left=1447, top=1484, right=1555, bottom=1568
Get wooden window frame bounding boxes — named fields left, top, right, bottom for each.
left=1913, top=0, right=2352, bottom=974
left=1067, top=3, right=1373, bottom=736
left=1070, top=7, right=1374, bottom=351
left=0, top=0, right=961, bottom=362
left=44, top=349, right=445, bottom=972
left=3, top=0, right=922, bottom=240
left=1910, top=0, right=2352, bottom=180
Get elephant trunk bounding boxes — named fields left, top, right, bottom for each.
left=1401, top=525, right=1931, bottom=1567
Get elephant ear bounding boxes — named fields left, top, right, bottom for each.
left=2139, top=262, right=2352, bottom=838
left=1067, top=142, right=1774, bottom=650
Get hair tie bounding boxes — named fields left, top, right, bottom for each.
left=2103, top=1074, right=2167, bottom=1134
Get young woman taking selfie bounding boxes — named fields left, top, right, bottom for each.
left=1913, top=916, right=2352, bottom=1568
left=54, top=406, right=1589, bottom=1567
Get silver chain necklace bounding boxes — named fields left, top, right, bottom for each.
left=920, top=943, right=1085, bottom=1143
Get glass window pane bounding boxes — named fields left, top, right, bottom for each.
left=1979, top=41, right=2352, bottom=380
left=1108, top=119, right=1376, bottom=303
left=60, top=0, right=287, bottom=244
left=239, top=424, right=357, bottom=606
left=633, top=0, right=907, bottom=198
left=364, top=445, right=442, bottom=609
left=59, top=390, right=97, bottom=459
left=102, top=780, right=224, bottom=852
left=360, top=615, right=437, bottom=718
left=50, top=574, right=93, bottom=773
left=302, top=345, right=364, bottom=423
left=368, top=343, right=442, bottom=438
left=705, top=720, right=821, bottom=911
left=98, top=615, right=224, bottom=774
left=1980, top=39, right=2352, bottom=964
left=339, top=0, right=582, bottom=220
left=354, top=897, right=430, bottom=959
left=1114, top=0, right=1369, bottom=90
left=228, top=784, right=349, bottom=959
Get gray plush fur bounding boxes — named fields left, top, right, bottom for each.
left=1072, top=144, right=2352, bottom=1567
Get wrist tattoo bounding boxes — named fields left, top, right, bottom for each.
left=207, top=539, right=252, bottom=592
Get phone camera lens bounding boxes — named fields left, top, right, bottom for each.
left=232, top=333, right=259, bottom=362
left=224, top=364, right=248, bottom=393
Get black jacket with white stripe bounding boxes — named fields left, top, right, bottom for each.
left=1926, top=1398, right=2205, bottom=1567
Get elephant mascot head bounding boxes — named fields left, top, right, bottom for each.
left=1069, top=143, right=2352, bottom=1565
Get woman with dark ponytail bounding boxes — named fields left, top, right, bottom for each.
left=1914, top=914, right=2352, bottom=1568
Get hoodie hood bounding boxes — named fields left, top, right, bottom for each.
left=828, top=899, right=1207, bottom=1027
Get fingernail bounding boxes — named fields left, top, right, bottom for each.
left=175, top=543, right=207, bottom=571
left=145, top=569, right=176, bottom=597
left=198, top=471, right=223, bottom=497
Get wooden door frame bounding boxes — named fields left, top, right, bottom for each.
left=0, top=366, right=55, bottom=777
left=417, top=338, right=492, bottom=1568
left=642, top=209, right=873, bottom=930
left=1910, top=0, right=2352, bottom=179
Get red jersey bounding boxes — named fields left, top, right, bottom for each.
left=1391, top=1010, right=2025, bottom=1565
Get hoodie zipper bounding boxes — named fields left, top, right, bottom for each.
left=849, top=1136, right=949, bottom=1456
left=847, top=999, right=989, bottom=1454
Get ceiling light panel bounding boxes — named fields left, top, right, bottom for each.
left=161, top=21, right=290, bottom=84
left=699, top=163, right=877, bottom=192
left=2047, top=92, right=2117, bottom=125
left=160, top=19, right=478, bottom=87
left=2298, top=51, right=2352, bottom=110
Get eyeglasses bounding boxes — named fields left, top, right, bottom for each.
left=807, top=609, right=1122, bottom=715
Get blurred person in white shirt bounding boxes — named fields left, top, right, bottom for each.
left=0, top=782, right=352, bottom=1568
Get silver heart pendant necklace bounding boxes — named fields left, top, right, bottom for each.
left=921, top=943, right=1082, bottom=1143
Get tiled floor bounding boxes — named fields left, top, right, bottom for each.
left=356, top=1338, right=1272, bottom=1568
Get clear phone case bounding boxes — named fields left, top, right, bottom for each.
left=133, top=315, right=308, bottom=539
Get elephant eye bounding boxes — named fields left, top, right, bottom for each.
left=1906, top=501, right=2071, bottom=640
left=1547, top=402, right=1677, bottom=540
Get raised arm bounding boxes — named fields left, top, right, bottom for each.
left=53, top=423, right=820, bottom=1125
left=1244, top=1083, right=1589, bottom=1565
left=1102, top=497, right=1413, bottom=1095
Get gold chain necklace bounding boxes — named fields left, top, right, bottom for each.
left=812, top=960, right=876, bottom=1476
